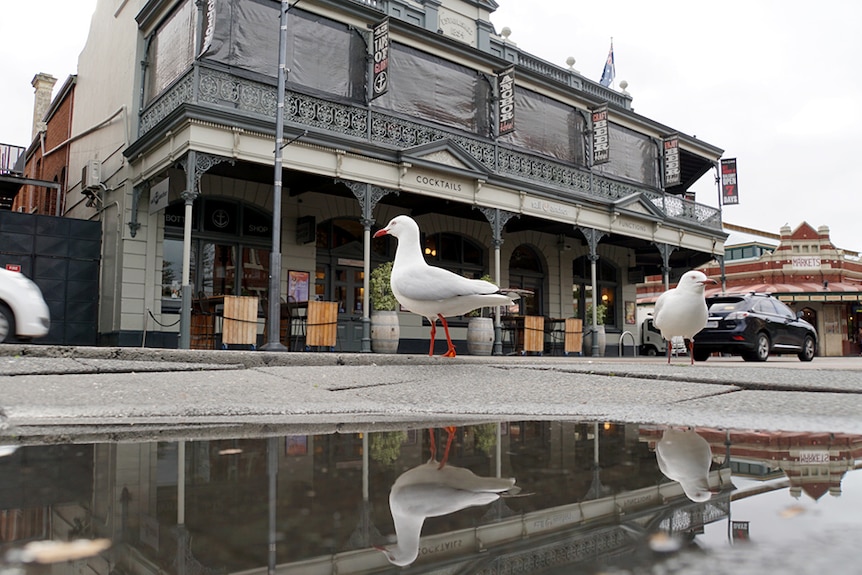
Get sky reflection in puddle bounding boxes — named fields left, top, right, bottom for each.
left=2, top=422, right=861, bottom=574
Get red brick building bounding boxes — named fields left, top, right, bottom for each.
left=13, top=75, right=76, bottom=216
left=639, top=222, right=862, bottom=356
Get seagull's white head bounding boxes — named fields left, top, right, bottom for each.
left=373, top=215, right=417, bottom=240
left=678, top=270, right=717, bottom=292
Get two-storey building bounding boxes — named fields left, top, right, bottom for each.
left=63, top=0, right=725, bottom=351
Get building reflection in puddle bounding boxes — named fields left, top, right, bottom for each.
left=2, top=422, right=862, bottom=574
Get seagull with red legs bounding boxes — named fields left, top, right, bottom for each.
left=376, top=426, right=518, bottom=566
left=373, top=215, right=520, bottom=357
left=652, top=270, right=717, bottom=364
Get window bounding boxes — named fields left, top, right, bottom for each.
left=509, top=245, right=544, bottom=316
left=572, top=255, right=619, bottom=327
left=162, top=199, right=273, bottom=310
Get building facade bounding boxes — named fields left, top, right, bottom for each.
left=639, top=222, right=862, bottom=356
left=60, top=0, right=726, bottom=351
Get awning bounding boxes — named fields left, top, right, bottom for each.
left=639, top=281, right=862, bottom=304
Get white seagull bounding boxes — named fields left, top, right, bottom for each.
left=652, top=270, right=716, bottom=364
left=376, top=428, right=517, bottom=566
left=373, top=215, right=519, bottom=357
left=655, top=428, right=716, bottom=503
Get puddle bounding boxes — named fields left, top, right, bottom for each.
left=2, top=421, right=861, bottom=574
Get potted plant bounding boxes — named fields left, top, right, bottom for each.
left=466, top=274, right=495, bottom=355
left=582, top=301, right=607, bottom=357
left=370, top=261, right=400, bottom=353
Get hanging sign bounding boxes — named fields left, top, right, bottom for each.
left=663, top=135, right=681, bottom=187
left=591, top=104, right=610, bottom=165
left=497, top=66, right=515, bottom=136
left=721, top=158, right=739, bottom=205
left=371, top=18, right=390, bottom=100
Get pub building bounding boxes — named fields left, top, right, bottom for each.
left=46, top=0, right=727, bottom=351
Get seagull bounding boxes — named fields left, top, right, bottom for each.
left=373, top=215, right=519, bottom=357
left=655, top=428, right=716, bottom=502
left=376, top=427, right=517, bottom=566
left=652, top=270, right=716, bottom=364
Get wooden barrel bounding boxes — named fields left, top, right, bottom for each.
left=467, top=317, right=494, bottom=356
left=371, top=311, right=400, bottom=353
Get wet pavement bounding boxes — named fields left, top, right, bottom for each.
left=2, top=345, right=862, bottom=574
left=1, top=345, right=862, bottom=442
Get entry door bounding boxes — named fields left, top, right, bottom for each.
left=332, top=265, right=365, bottom=351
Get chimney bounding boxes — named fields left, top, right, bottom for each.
left=31, top=73, right=57, bottom=139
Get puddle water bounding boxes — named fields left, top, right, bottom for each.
left=2, top=422, right=861, bottom=574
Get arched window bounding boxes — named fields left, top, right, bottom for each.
left=572, top=255, right=619, bottom=328
left=509, top=245, right=544, bottom=316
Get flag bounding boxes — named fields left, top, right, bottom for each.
left=599, top=40, right=615, bottom=87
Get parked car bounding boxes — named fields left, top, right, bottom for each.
left=692, top=292, right=816, bottom=362
left=0, top=268, right=51, bottom=343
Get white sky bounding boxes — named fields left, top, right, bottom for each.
left=2, top=0, right=860, bottom=251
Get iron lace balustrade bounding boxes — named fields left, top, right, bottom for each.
left=138, top=63, right=721, bottom=231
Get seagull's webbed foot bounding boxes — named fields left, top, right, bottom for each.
left=437, top=314, right=457, bottom=358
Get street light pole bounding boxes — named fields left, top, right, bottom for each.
left=261, top=0, right=292, bottom=351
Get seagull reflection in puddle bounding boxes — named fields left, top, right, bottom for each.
left=376, top=426, right=519, bottom=566
left=655, top=427, right=718, bottom=502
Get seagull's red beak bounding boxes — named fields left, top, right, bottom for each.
left=373, top=228, right=388, bottom=238
left=700, top=278, right=718, bottom=285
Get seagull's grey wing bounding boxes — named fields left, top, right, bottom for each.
left=397, top=266, right=498, bottom=302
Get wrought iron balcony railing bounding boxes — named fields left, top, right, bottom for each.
left=138, top=63, right=721, bottom=231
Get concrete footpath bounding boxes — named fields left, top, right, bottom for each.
left=1, top=344, right=862, bottom=443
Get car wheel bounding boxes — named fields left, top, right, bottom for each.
left=645, top=346, right=657, bottom=356
left=798, top=335, right=815, bottom=362
left=693, top=348, right=710, bottom=362
left=752, top=332, right=770, bottom=362
left=0, top=303, right=15, bottom=344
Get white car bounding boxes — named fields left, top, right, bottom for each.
left=0, top=268, right=51, bottom=343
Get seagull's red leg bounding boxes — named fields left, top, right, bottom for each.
left=428, top=318, right=437, bottom=356
left=688, top=339, right=695, bottom=365
left=438, top=426, right=457, bottom=469
left=666, top=340, right=671, bottom=364
left=438, top=314, right=457, bottom=357
left=428, top=428, right=437, bottom=461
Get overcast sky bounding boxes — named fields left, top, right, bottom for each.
left=2, top=1, right=860, bottom=251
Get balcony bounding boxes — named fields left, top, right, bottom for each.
left=137, top=63, right=721, bottom=232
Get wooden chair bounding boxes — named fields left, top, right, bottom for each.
left=306, top=300, right=337, bottom=350
left=522, top=315, right=544, bottom=355
left=190, top=292, right=217, bottom=350
left=564, top=318, right=583, bottom=356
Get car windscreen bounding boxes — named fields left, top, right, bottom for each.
left=707, top=298, right=746, bottom=314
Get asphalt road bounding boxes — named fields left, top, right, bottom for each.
left=2, top=344, right=862, bottom=443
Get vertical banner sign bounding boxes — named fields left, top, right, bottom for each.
left=663, top=135, right=681, bottom=187
left=721, top=158, right=739, bottom=205
left=497, top=66, right=515, bottom=136
left=591, top=104, right=610, bottom=165
left=371, top=18, right=390, bottom=100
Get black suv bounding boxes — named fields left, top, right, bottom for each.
left=693, top=293, right=817, bottom=362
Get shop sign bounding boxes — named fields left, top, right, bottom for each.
left=663, top=135, right=681, bottom=187
left=721, top=158, right=739, bottom=205
left=371, top=18, right=390, bottom=100
left=791, top=256, right=821, bottom=269
left=497, top=67, right=515, bottom=136
left=591, top=104, right=609, bottom=165
left=149, top=178, right=170, bottom=214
